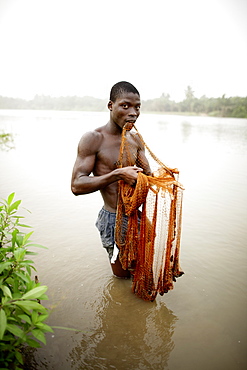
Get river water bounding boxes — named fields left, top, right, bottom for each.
left=0, top=110, right=246, bottom=370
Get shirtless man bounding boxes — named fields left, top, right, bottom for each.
left=71, top=82, right=151, bottom=278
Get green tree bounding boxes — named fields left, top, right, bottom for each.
left=185, top=85, right=195, bottom=100
left=184, top=86, right=195, bottom=112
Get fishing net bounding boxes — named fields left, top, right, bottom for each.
left=115, top=125, right=184, bottom=301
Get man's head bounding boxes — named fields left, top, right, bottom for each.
left=108, top=82, right=141, bottom=130
left=109, top=81, right=140, bottom=102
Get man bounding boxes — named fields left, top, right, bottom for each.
left=71, top=81, right=151, bottom=278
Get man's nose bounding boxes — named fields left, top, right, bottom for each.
left=129, top=107, right=138, bottom=116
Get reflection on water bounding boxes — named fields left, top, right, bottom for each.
left=181, top=121, right=192, bottom=143
left=69, top=278, right=177, bottom=370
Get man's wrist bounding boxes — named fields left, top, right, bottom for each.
left=112, top=168, right=122, bottom=181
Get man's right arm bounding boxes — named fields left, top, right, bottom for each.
left=71, top=131, right=143, bottom=196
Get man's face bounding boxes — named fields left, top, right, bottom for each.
left=108, top=92, right=141, bottom=130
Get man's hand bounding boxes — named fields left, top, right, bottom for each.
left=119, top=166, right=143, bottom=186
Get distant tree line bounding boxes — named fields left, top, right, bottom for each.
left=142, top=87, right=247, bottom=118
left=0, top=95, right=107, bottom=112
left=0, top=86, right=246, bottom=118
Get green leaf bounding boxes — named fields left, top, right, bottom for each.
left=31, top=310, right=38, bottom=325
left=0, top=309, right=7, bottom=340
left=9, top=200, right=21, bottom=213
left=25, top=243, right=48, bottom=249
left=22, top=286, right=48, bottom=300
left=7, top=316, right=18, bottom=323
left=22, top=231, right=34, bottom=245
left=14, top=350, right=24, bottom=365
left=14, top=271, right=30, bottom=284
left=13, top=300, right=47, bottom=313
left=14, top=247, right=26, bottom=261
left=20, top=259, right=35, bottom=264
left=1, top=295, right=9, bottom=305
left=11, top=229, right=18, bottom=248
left=0, top=262, right=12, bottom=274
left=39, top=294, right=48, bottom=300
left=26, top=337, right=41, bottom=348
left=6, top=323, right=26, bottom=340
left=37, top=314, right=49, bottom=323
left=36, top=322, right=53, bottom=333
left=26, top=251, right=38, bottom=255
left=15, top=234, right=23, bottom=247
left=7, top=192, right=15, bottom=205
left=18, top=314, right=32, bottom=325
left=20, top=263, right=37, bottom=272
left=0, top=285, right=12, bottom=298
left=52, top=326, right=79, bottom=332
left=18, top=223, right=32, bottom=228
left=31, top=329, right=46, bottom=344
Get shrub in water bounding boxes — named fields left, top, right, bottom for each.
left=0, top=193, right=52, bottom=369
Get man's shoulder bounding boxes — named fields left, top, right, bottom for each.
left=78, top=125, right=107, bottom=151
left=81, top=125, right=106, bottom=140
left=94, top=124, right=108, bottom=135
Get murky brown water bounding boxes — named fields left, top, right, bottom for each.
left=1, top=110, right=246, bottom=369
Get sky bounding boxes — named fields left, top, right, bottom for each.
left=0, top=0, right=246, bottom=102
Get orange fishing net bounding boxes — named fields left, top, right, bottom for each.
left=115, top=125, right=184, bottom=301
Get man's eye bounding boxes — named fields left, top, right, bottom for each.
left=122, top=104, right=128, bottom=109
left=136, top=106, right=141, bottom=110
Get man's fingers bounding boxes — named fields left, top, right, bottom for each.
left=133, top=166, right=143, bottom=172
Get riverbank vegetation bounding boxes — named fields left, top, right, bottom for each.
left=0, top=86, right=246, bottom=118
left=0, top=193, right=52, bottom=369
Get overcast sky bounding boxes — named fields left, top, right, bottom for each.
left=0, top=0, right=246, bottom=101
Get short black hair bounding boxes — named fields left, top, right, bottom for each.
left=110, top=81, right=140, bottom=102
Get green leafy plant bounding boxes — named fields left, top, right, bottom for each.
left=0, top=193, right=52, bottom=370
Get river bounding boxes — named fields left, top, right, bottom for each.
left=0, top=110, right=246, bottom=369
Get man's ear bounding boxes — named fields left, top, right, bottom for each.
left=108, top=100, right=113, bottom=111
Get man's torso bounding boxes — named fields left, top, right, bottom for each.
left=93, top=127, right=139, bottom=211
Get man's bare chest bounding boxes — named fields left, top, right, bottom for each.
left=97, top=135, right=139, bottom=170
left=98, top=143, right=120, bottom=169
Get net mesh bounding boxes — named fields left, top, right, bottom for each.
left=115, top=125, right=184, bottom=301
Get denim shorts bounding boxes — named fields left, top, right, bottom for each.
left=95, top=208, right=129, bottom=259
